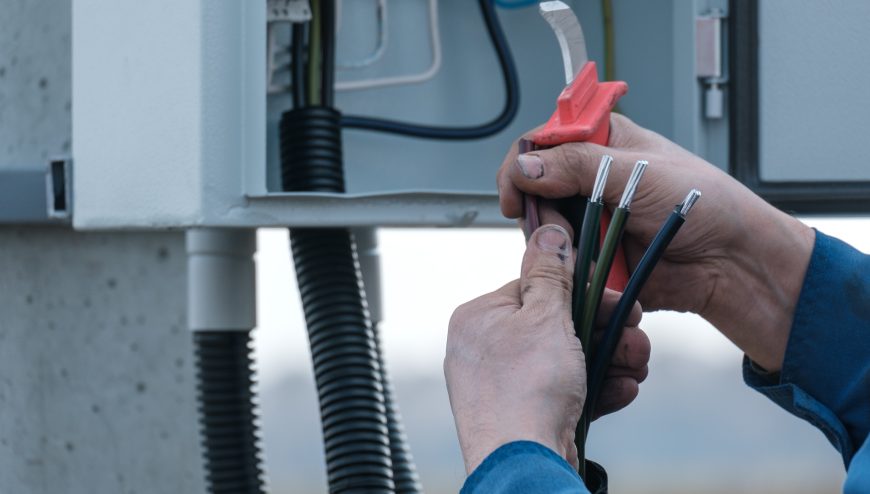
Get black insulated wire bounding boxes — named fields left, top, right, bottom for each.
left=194, top=330, right=265, bottom=494
left=583, top=192, right=700, bottom=432
left=340, top=0, right=520, bottom=140
left=292, top=24, right=307, bottom=109
left=320, top=0, right=337, bottom=109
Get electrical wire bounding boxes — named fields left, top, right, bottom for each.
left=577, top=160, right=647, bottom=359
left=601, top=0, right=620, bottom=115
left=572, top=155, right=612, bottom=342
left=569, top=156, right=613, bottom=482
left=574, top=160, right=646, bottom=479
left=335, top=0, right=440, bottom=91
left=601, top=0, right=615, bottom=83
left=494, top=0, right=539, bottom=8
left=576, top=206, right=632, bottom=479
left=286, top=6, right=423, bottom=491
left=336, top=0, right=389, bottom=70
left=340, top=0, right=520, bottom=140
left=292, top=24, right=307, bottom=108
left=320, top=0, right=337, bottom=107
left=582, top=189, right=702, bottom=433
left=307, top=0, right=323, bottom=106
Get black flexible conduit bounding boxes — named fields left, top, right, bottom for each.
left=374, top=325, right=423, bottom=493
left=194, top=331, right=265, bottom=494
left=281, top=106, right=420, bottom=493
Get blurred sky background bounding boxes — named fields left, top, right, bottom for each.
left=253, top=217, right=867, bottom=494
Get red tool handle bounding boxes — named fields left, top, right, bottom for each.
left=526, top=62, right=629, bottom=291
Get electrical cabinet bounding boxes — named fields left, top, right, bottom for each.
left=71, top=0, right=732, bottom=230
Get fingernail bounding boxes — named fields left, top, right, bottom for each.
left=516, top=154, right=544, bottom=179
left=536, top=225, right=571, bottom=255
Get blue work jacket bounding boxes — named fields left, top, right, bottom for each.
left=461, top=231, right=870, bottom=494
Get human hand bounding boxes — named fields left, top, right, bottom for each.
left=497, top=114, right=815, bottom=372
left=445, top=225, right=648, bottom=474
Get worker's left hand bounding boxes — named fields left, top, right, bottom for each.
left=445, top=225, right=649, bottom=474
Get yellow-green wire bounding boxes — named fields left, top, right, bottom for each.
left=573, top=202, right=603, bottom=351
left=578, top=207, right=629, bottom=361
left=575, top=206, right=628, bottom=481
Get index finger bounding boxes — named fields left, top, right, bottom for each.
left=497, top=128, right=543, bottom=219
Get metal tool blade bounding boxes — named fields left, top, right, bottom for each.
left=539, top=1, right=589, bottom=85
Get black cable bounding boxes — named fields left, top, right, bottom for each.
left=340, top=0, right=520, bottom=140
left=194, top=331, right=265, bottom=494
left=583, top=190, right=701, bottom=431
left=292, top=23, right=307, bottom=109
left=282, top=107, right=394, bottom=493
left=320, top=0, right=337, bottom=108
left=285, top=7, right=422, bottom=491
left=373, top=324, right=423, bottom=493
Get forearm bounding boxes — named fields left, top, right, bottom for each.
left=702, top=200, right=815, bottom=372
left=744, top=231, right=870, bottom=463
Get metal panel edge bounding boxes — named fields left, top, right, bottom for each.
left=729, top=0, right=870, bottom=215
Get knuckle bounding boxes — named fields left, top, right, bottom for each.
left=448, top=301, right=474, bottom=334
left=527, top=263, right=572, bottom=294
left=563, top=142, right=594, bottom=164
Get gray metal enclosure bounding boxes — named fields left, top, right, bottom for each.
left=0, top=0, right=866, bottom=492
left=1, top=1, right=202, bottom=492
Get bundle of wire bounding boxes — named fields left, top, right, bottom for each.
left=582, top=188, right=702, bottom=429
left=568, top=159, right=702, bottom=481
left=570, top=158, right=645, bottom=478
left=284, top=2, right=422, bottom=493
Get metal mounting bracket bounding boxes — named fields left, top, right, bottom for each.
left=0, top=158, right=72, bottom=224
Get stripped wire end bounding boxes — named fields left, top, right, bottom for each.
left=590, top=155, right=613, bottom=203
left=618, top=160, right=648, bottom=209
left=679, top=189, right=702, bottom=217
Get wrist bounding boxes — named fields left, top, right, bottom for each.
left=702, top=204, right=814, bottom=371
left=457, top=415, right=570, bottom=474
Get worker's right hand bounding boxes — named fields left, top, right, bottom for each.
left=497, top=114, right=815, bottom=373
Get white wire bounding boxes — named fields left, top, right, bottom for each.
left=337, top=0, right=389, bottom=69
left=335, top=0, right=442, bottom=92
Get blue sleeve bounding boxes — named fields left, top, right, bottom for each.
left=744, top=231, right=870, bottom=492
left=460, top=441, right=589, bottom=494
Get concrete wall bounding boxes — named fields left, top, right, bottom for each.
left=0, top=229, right=204, bottom=494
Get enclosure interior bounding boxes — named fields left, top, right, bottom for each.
left=264, top=0, right=730, bottom=197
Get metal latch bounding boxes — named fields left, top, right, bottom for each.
left=696, top=9, right=727, bottom=119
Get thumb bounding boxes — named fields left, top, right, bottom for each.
left=520, top=225, right=574, bottom=309
left=512, top=144, right=644, bottom=206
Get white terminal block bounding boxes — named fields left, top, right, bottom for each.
left=70, top=0, right=505, bottom=230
